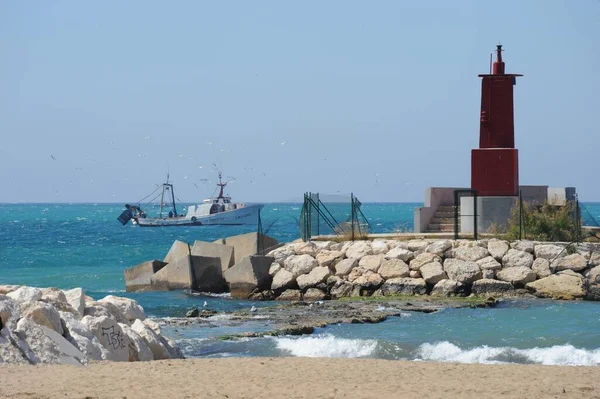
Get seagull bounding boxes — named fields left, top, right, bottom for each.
left=315, top=301, right=324, bottom=305
left=144, top=136, right=151, bottom=140
left=250, top=306, right=257, bottom=312
left=194, top=183, right=199, bottom=188
left=308, top=303, right=313, bottom=309
left=203, top=301, right=208, bottom=308
left=50, top=155, right=56, bottom=160
left=280, top=141, right=285, bottom=146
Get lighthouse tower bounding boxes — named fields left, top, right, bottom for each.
left=471, top=44, right=523, bottom=196
left=413, top=44, right=577, bottom=234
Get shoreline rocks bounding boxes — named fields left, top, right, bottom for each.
left=0, top=285, right=183, bottom=365
left=256, top=239, right=600, bottom=302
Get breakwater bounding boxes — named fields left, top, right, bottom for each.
left=262, top=239, right=600, bottom=301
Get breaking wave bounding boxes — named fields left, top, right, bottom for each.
left=416, top=341, right=600, bottom=366
left=274, top=334, right=378, bottom=358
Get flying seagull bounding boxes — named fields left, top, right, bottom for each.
left=50, top=155, right=56, bottom=160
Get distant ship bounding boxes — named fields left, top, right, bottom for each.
left=117, top=173, right=264, bottom=227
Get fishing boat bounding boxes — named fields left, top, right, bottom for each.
left=117, top=173, right=264, bottom=227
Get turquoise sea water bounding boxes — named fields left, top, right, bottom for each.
left=2, top=202, right=600, bottom=365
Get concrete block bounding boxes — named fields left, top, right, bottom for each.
left=191, top=241, right=235, bottom=272
left=224, top=233, right=279, bottom=262
left=224, top=256, right=275, bottom=298
left=150, top=255, right=226, bottom=292
left=519, top=186, right=548, bottom=204
left=163, top=240, right=190, bottom=264
left=461, top=196, right=517, bottom=233
left=124, top=260, right=168, bottom=293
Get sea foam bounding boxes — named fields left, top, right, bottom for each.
left=416, top=341, right=600, bottom=366
left=274, top=334, right=378, bottom=358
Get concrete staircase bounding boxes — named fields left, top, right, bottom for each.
left=426, top=205, right=458, bottom=233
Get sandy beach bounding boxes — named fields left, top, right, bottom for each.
left=1, top=358, right=599, bottom=399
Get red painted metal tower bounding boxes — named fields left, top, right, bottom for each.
left=471, top=44, right=523, bottom=196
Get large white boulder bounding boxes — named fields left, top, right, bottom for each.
left=552, top=254, right=588, bottom=272
left=371, top=240, right=389, bottom=255
left=419, top=262, right=447, bottom=285
left=0, top=295, right=20, bottom=325
left=476, top=256, right=502, bottom=271
left=384, top=247, right=414, bottom=262
left=409, top=252, right=442, bottom=271
left=7, top=286, right=42, bottom=303
left=510, top=240, right=535, bottom=254
left=443, top=259, right=482, bottom=285
left=85, top=301, right=129, bottom=325
left=378, top=259, right=410, bottom=279
left=267, top=245, right=295, bottom=266
left=98, top=295, right=146, bottom=322
left=526, top=274, right=585, bottom=300
left=131, top=319, right=170, bottom=360
left=81, top=315, right=130, bottom=362
left=60, top=311, right=110, bottom=361
left=296, top=267, right=331, bottom=290
left=40, top=288, right=68, bottom=307
left=358, top=255, right=384, bottom=272
left=316, top=250, right=343, bottom=268
left=496, top=266, right=537, bottom=286
left=352, top=271, right=383, bottom=289
left=335, top=258, right=358, bottom=276
left=119, top=322, right=154, bottom=361
left=452, top=246, right=489, bottom=262
left=15, top=318, right=86, bottom=365
left=269, top=262, right=281, bottom=276
left=21, top=301, right=63, bottom=335
left=534, top=244, right=566, bottom=260
left=271, top=269, right=296, bottom=291
left=502, top=249, right=534, bottom=269
left=425, top=240, right=452, bottom=257
left=64, top=288, right=85, bottom=318
left=293, top=241, right=317, bottom=256
left=0, top=328, right=29, bottom=364
left=488, top=240, right=509, bottom=260
left=532, top=258, right=552, bottom=278
left=284, top=254, right=319, bottom=278
left=346, top=241, right=372, bottom=259
left=407, top=240, right=429, bottom=252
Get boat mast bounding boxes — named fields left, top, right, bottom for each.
left=217, top=172, right=227, bottom=200
left=159, top=173, right=169, bottom=218
left=170, top=182, right=177, bottom=216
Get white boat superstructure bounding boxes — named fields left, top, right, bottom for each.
left=118, top=172, right=264, bottom=227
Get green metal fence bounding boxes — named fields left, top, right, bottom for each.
left=300, top=192, right=370, bottom=242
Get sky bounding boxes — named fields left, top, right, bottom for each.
left=1, top=0, right=599, bottom=203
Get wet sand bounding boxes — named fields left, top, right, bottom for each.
left=1, top=357, right=599, bottom=399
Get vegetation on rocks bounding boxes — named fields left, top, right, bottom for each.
left=507, top=201, right=581, bottom=242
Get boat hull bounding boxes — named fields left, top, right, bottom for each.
left=135, top=204, right=264, bottom=227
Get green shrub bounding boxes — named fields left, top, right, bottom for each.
left=507, top=201, right=581, bottom=242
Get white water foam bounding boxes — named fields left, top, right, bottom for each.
left=274, top=334, right=377, bottom=358
left=417, top=341, right=600, bottom=366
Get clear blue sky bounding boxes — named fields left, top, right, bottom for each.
left=1, top=0, right=598, bottom=203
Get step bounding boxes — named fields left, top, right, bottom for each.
left=437, top=206, right=457, bottom=213
left=430, top=217, right=455, bottom=224
left=426, top=223, right=455, bottom=232
left=434, top=212, right=458, bottom=218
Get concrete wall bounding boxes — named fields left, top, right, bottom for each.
left=461, top=196, right=517, bottom=233
left=519, top=186, right=548, bottom=203
left=548, top=187, right=577, bottom=206
left=414, top=187, right=469, bottom=233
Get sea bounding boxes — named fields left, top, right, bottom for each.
left=2, top=202, right=600, bottom=366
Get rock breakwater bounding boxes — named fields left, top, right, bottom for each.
left=262, top=239, right=600, bottom=301
left=0, top=286, right=183, bottom=365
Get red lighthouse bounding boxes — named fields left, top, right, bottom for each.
left=471, top=44, right=523, bottom=196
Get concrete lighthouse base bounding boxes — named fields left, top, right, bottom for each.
left=460, top=196, right=517, bottom=234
